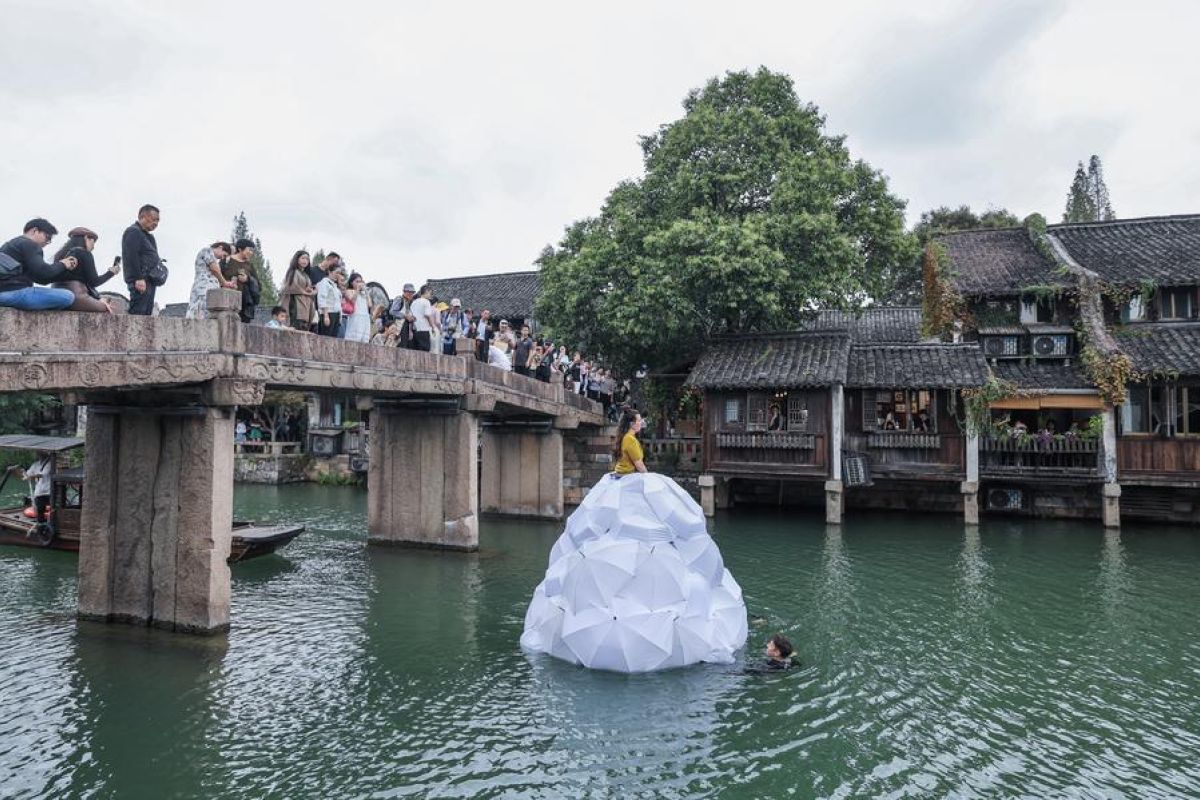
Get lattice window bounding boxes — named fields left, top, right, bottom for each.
left=723, top=397, right=743, bottom=425
left=746, top=394, right=768, bottom=432
left=787, top=393, right=809, bottom=431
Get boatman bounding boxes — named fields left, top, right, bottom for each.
left=8, top=452, right=53, bottom=523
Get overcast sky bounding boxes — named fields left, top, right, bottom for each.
left=3, top=0, right=1198, bottom=305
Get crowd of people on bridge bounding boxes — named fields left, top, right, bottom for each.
left=0, top=208, right=628, bottom=420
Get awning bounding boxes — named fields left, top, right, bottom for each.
left=990, top=394, right=1106, bottom=411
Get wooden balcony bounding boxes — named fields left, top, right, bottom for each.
left=1118, top=437, right=1200, bottom=485
left=980, top=435, right=1100, bottom=478
left=716, top=431, right=815, bottom=450
left=710, top=432, right=826, bottom=476
left=867, top=431, right=941, bottom=449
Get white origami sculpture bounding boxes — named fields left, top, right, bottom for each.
left=521, top=472, right=748, bottom=673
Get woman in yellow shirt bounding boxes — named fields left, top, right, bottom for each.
left=613, top=408, right=647, bottom=475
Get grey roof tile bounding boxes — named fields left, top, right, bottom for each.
left=847, top=344, right=989, bottom=389
left=687, top=332, right=850, bottom=389
left=802, top=307, right=924, bottom=343
left=1050, top=215, right=1200, bottom=287
left=936, top=228, right=1066, bottom=297
left=1114, top=322, right=1200, bottom=377
left=425, top=271, right=540, bottom=322
left=991, top=360, right=1095, bottom=390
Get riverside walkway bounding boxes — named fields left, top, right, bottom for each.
left=0, top=291, right=605, bottom=635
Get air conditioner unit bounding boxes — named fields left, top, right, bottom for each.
left=983, top=336, right=1018, bottom=357
left=309, top=434, right=339, bottom=457
left=1032, top=334, right=1069, bottom=357
left=349, top=454, right=370, bottom=473
left=987, top=488, right=1023, bottom=511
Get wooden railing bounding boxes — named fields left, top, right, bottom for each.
left=980, top=435, right=1100, bottom=476
left=716, top=432, right=815, bottom=450
left=641, top=436, right=703, bottom=473
left=1117, top=437, right=1200, bottom=476
left=867, top=431, right=941, bottom=450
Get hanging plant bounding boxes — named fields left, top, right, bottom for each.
left=958, top=375, right=1021, bottom=435
left=921, top=242, right=966, bottom=339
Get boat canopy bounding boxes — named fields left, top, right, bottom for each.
left=0, top=435, right=85, bottom=452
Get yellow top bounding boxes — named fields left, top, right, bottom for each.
left=614, top=431, right=644, bottom=475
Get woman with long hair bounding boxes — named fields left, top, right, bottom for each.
left=280, top=250, right=317, bottom=330
left=342, top=272, right=372, bottom=343
left=51, top=227, right=118, bottom=312
left=612, top=407, right=647, bottom=475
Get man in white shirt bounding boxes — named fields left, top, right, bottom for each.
left=409, top=284, right=436, bottom=352
left=9, top=452, right=54, bottom=523
left=316, top=266, right=345, bottom=337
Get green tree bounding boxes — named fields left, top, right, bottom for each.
left=885, top=205, right=1020, bottom=303
left=536, top=68, right=917, bottom=372
left=1063, top=155, right=1115, bottom=222
left=1086, top=155, right=1115, bottom=221
left=0, top=394, right=58, bottom=436
left=231, top=211, right=279, bottom=306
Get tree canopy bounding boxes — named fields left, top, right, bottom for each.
left=1063, top=155, right=1115, bottom=222
left=231, top=211, right=279, bottom=307
left=535, top=68, right=916, bottom=372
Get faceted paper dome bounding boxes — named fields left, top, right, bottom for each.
left=521, top=472, right=747, bottom=673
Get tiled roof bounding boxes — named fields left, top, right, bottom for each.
left=687, top=332, right=850, bottom=389
left=936, top=228, right=1065, bottom=297
left=1049, top=215, right=1200, bottom=287
left=846, top=344, right=989, bottom=389
left=1114, top=323, right=1200, bottom=377
left=425, top=271, right=539, bottom=322
left=991, top=360, right=1095, bottom=390
left=802, top=307, right=924, bottom=343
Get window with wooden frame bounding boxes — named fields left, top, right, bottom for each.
left=723, top=397, right=743, bottom=425
left=1160, top=288, right=1194, bottom=320
left=862, top=389, right=937, bottom=433
left=746, top=394, right=769, bottom=431
left=786, top=393, right=809, bottom=431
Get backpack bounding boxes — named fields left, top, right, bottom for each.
left=0, top=250, right=21, bottom=278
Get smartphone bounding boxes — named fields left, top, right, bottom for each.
left=113, top=256, right=122, bottom=267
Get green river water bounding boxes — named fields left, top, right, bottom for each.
left=2, top=483, right=1199, bottom=799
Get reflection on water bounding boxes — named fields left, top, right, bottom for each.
left=1, top=486, right=1199, bottom=798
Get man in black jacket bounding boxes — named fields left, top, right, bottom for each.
left=0, top=219, right=78, bottom=310
left=121, top=204, right=161, bottom=315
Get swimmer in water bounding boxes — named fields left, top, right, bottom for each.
left=764, top=633, right=795, bottom=669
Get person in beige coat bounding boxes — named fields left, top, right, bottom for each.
left=281, top=250, right=317, bottom=331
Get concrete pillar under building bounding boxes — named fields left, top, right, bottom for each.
left=963, top=427, right=980, bottom=525
left=827, top=384, right=845, bottom=523
left=1101, top=406, right=1121, bottom=528
left=77, top=405, right=235, bottom=634
left=368, top=405, right=479, bottom=550
left=479, top=424, right=564, bottom=520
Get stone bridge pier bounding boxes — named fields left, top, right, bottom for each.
left=367, top=399, right=479, bottom=550
left=76, top=380, right=260, bottom=634
left=479, top=421, right=565, bottom=520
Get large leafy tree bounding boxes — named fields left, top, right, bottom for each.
left=886, top=205, right=1020, bottom=304
left=231, top=211, right=279, bottom=306
left=536, top=68, right=916, bottom=372
left=1063, top=155, right=1115, bottom=222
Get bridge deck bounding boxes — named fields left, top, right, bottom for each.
left=0, top=310, right=603, bottom=424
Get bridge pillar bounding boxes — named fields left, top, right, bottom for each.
left=480, top=423, right=564, bottom=520
left=367, top=404, right=479, bottom=550
left=77, top=404, right=236, bottom=634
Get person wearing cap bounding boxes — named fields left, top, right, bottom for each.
left=49, top=226, right=120, bottom=312
left=389, top=282, right=416, bottom=348
left=441, top=297, right=468, bottom=355
left=0, top=219, right=78, bottom=311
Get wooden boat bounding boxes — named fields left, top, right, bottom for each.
left=0, top=434, right=303, bottom=564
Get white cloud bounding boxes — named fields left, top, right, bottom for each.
left=1, top=0, right=1197, bottom=305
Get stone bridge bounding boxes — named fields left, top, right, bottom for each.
left=0, top=292, right=606, bottom=635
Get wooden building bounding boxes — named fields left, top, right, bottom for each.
left=689, top=213, right=1200, bottom=526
